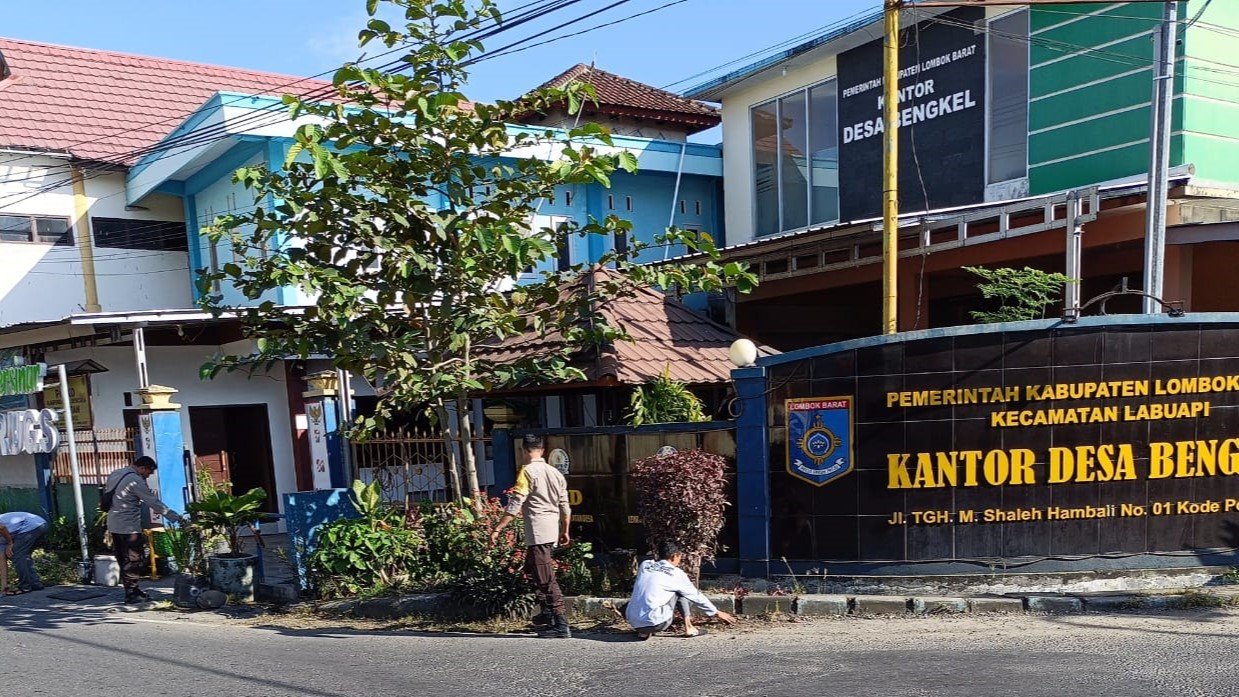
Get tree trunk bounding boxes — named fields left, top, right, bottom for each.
left=436, top=404, right=464, bottom=503
left=456, top=392, right=482, bottom=501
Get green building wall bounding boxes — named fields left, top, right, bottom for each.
left=1028, top=1, right=1237, bottom=194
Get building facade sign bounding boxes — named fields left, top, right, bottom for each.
left=0, top=408, right=60, bottom=456
left=42, top=374, right=92, bottom=430
left=766, top=322, right=1239, bottom=569
left=0, top=363, right=46, bottom=399
left=836, top=6, right=986, bottom=220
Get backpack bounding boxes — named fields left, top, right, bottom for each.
left=99, top=472, right=136, bottom=512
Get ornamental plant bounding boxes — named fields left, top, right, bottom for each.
left=629, top=449, right=730, bottom=580
left=627, top=367, right=709, bottom=426
left=185, top=487, right=268, bottom=557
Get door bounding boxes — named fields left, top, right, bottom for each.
left=189, top=405, right=278, bottom=512
left=188, top=407, right=231, bottom=489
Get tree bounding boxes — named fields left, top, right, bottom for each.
left=198, top=0, right=755, bottom=499
left=629, top=449, right=729, bottom=581
left=964, top=266, right=1072, bottom=323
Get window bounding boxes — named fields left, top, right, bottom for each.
left=625, top=196, right=633, bottom=212
left=752, top=78, right=839, bottom=236
left=607, top=194, right=615, bottom=210
left=614, top=230, right=629, bottom=260
left=987, top=9, right=1029, bottom=184
left=564, top=190, right=574, bottom=207
left=92, top=217, right=188, bottom=251
left=0, top=214, right=73, bottom=245
left=679, top=200, right=687, bottom=215
left=694, top=200, right=702, bottom=216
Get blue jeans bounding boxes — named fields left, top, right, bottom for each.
left=10, top=522, right=48, bottom=590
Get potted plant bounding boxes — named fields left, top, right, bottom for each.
left=160, top=520, right=209, bottom=608
left=186, top=487, right=268, bottom=601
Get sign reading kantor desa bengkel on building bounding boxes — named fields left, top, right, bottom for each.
left=767, top=322, right=1239, bottom=568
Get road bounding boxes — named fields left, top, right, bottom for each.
left=3, top=593, right=1239, bottom=697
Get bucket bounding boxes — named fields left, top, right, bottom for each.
left=93, top=555, right=120, bottom=587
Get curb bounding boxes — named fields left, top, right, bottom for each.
left=315, top=586, right=1239, bottom=621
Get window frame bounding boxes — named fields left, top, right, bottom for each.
left=750, top=76, right=841, bottom=239
left=984, top=7, right=1031, bottom=187
left=0, top=213, right=75, bottom=246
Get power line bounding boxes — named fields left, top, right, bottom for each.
left=470, top=0, right=691, bottom=63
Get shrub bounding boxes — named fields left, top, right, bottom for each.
left=627, top=369, right=708, bottom=426
left=965, top=265, right=1072, bottom=323
left=630, top=448, right=729, bottom=580
left=307, top=481, right=425, bottom=599
left=44, top=512, right=109, bottom=557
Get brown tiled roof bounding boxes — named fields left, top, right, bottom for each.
left=481, top=270, right=772, bottom=386
left=0, top=37, right=332, bottom=166
left=521, top=63, right=720, bottom=133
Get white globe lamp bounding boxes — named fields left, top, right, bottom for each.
left=728, top=338, right=758, bottom=368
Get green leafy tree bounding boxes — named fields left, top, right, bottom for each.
left=198, top=0, right=755, bottom=498
left=627, top=368, right=709, bottom=426
left=965, top=266, right=1072, bottom=323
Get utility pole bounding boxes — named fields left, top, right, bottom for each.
left=1143, top=1, right=1176, bottom=313
left=882, top=0, right=901, bottom=335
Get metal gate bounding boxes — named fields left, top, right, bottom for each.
left=350, top=427, right=489, bottom=505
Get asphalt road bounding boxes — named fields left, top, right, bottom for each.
left=3, top=594, right=1239, bottom=697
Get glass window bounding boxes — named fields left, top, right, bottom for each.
left=751, top=80, right=840, bottom=237
left=808, top=81, right=840, bottom=225
left=779, top=91, right=809, bottom=231
left=751, top=100, right=779, bottom=236
left=92, top=217, right=187, bottom=251
left=988, top=9, right=1030, bottom=184
left=0, top=214, right=73, bottom=245
left=34, top=217, right=72, bottom=245
left=0, top=215, right=29, bottom=242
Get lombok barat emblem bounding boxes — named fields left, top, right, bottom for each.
left=786, top=396, right=854, bottom=486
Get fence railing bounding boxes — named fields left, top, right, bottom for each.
left=350, top=427, right=489, bottom=505
left=52, top=428, right=137, bottom=486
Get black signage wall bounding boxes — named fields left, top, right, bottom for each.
left=836, top=7, right=987, bottom=221
left=767, top=322, right=1239, bottom=572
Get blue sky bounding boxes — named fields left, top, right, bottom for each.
left=6, top=0, right=877, bottom=105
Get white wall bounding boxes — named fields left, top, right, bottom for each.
left=45, top=345, right=299, bottom=513
left=0, top=159, right=193, bottom=326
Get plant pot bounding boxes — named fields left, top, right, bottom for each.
left=172, top=573, right=210, bottom=609
left=208, top=554, right=256, bottom=601
left=93, top=555, right=120, bottom=587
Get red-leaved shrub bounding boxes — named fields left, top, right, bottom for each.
left=629, top=448, right=729, bottom=579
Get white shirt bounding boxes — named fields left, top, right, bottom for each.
left=625, top=559, right=718, bottom=629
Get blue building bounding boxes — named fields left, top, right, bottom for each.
left=126, top=64, right=725, bottom=307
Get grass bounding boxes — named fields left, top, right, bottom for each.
left=1174, top=590, right=1239, bottom=609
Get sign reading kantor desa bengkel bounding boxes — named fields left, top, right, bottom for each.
left=767, top=323, right=1239, bottom=567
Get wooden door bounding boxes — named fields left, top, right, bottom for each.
left=188, top=407, right=232, bottom=490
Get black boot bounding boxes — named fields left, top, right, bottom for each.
left=528, top=610, right=553, bottom=629
left=538, top=613, right=572, bottom=639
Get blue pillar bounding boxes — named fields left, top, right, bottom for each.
left=135, top=388, right=190, bottom=515
left=322, top=394, right=347, bottom=489
left=733, top=366, right=770, bottom=578
left=491, top=428, right=515, bottom=496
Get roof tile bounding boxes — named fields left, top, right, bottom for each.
left=522, top=63, right=720, bottom=133
left=0, top=37, right=332, bottom=165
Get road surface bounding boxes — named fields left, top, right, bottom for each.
left=3, top=592, right=1238, bottom=696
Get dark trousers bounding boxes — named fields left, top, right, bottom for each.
left=524, top=543, right=565, bottom=616
left=11, top=522, right=48, bottom=590
left=112, top=532, right=145, bottom=593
